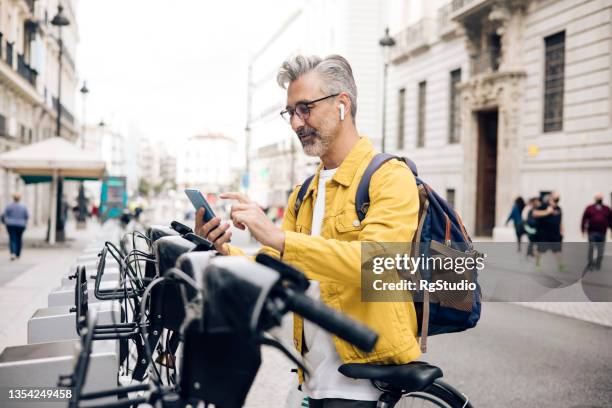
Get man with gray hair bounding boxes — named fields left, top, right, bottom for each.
left=196, top=54, right=421, bottom=407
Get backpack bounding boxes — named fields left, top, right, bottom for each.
left=294, top=153, right=482, bottom=352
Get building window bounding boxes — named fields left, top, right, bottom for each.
left=0, top=114, right=6, bottom=137
left=446, top=188, right=456, bottom=209
left=449, top=69, right=462, bottom=144
left=397, top=88, right=406, bottom=150
left=417, top=81, right=426, bottom=147
left=543, top=31, right=565, bottom=133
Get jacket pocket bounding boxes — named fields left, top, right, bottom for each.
left=295, top=224, right=311, bottom=235
left=334, top=210, right=363, bottom=234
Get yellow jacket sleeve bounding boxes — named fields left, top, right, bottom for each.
left=282, top=161, right=418, bottom=287
left=226, top=185, right=301, bottom=258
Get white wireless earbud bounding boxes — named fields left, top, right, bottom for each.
left=339, top=104, right=345, bottom=121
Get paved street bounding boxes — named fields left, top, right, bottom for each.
left=245, top=302, right=612, bottom=408
left=423, top=302, right=612, bottom=408
left=232, top=235, right=612, bottom=407
left=1, top=222, right=610, bottom=407
left=0, top=222, right=94, bottom=352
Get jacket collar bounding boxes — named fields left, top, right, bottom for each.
left=331, top=137, right=374, bottom=187
left=304, top=137, right=374, bottom=199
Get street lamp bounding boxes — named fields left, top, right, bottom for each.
left=76, top=81, right=90, bottom=227
left=80, top=81, right=89, bottom=145
left=379, top=27, right=395, bottom=153
left=50, top=4, right=70, bottom=242
left=51, top=4, right=70, bottom=137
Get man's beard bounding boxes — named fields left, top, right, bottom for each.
left=296, top=125, right=333, bottom=157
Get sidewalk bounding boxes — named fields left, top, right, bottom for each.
left=471, top=241, right=612, bottom=327
left=515, top=302, right=612, bottom=327
left=0, top=221, right=101, bottom=353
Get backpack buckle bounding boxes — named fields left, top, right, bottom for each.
left=359, top=202, right=370, bottom=218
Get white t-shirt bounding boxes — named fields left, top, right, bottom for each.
left=302, top=167, right=381, bottom=401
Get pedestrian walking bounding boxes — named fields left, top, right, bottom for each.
left=532, top=192, right=565, bottom=272
left=506, top=196, right=525, bottom=252
left=581, top=192, right=611, bottom=271
left=522, top=197, right=541, bottom=258
left=1, top=192, right=29, bottom=260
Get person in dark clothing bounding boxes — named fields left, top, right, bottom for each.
left=532, top=192, right=565, bottom=272
left=1, top=193, right=29, bottom=260
left=523, top=197, right=541, bottom=258
left=581, top=193, right=611, bottom=271
left=506, top=196, right=525, bottom=252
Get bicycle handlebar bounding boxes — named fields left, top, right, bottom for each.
left=283, top=288, right=378, bottom=352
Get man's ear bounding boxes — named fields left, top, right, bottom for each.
left=338, top=93, right=351, bottom=118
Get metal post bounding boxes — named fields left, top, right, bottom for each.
left=49, top=170, right=58, bottom=245
left=379, top=27, right=395, bottom=154
left=55, top=28, right=65, bottom=241
left=56, top=29, right=62, bottom=137
left=381, top=62, right=389, bottom=153
left=77, top=82, right=89, bottom=227
left=245, top=63, right=252, bottom=192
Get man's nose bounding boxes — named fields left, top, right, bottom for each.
left=290, top=113, right=305, bottom=131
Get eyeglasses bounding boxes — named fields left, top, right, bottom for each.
left=280, top=93, right=339, bottom=123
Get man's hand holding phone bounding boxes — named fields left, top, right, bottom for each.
left=194, top=207, right=231, bottom=255
left=186, top=189, right=232, bottom=255
left=220, top=192, right=285, bottom=253
left=188, top=188, right=285, bottom=254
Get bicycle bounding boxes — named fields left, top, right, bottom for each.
left=60, top=222, right=472, bottom=408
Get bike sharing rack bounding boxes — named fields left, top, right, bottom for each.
left=0, top=230, right=126, bottom=408
left=0, top=338, right=118, bottom=408
left=0, top=222, right=258, bottom=408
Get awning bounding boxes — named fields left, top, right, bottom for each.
left=0, top=137, right=106, bottom=179
left=0, top=137, right=107, bottom=244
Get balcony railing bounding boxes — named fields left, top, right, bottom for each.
left=438, top=2, right=456, bottom=37
left=52, top=96, right=75, bottom=125
left=470, top=47, right=501, bottom=75
left=17, top=53, right=37, bottom=86
left=390, top=19, right=432, bottom=62
left=5, top=41, right=13, bottom=68
left=451, top=0, right=478, bottom=13
left=25, top=0, right=36, bottom=14
left=0, top=114, right=6, bottom=138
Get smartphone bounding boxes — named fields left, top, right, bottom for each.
left=185, top=189, right=216, bottom=223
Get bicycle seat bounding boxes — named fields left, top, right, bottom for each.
left=338, top=362, right=442, bottom=392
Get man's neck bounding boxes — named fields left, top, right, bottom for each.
left=320, top=126, right=360, bottom=169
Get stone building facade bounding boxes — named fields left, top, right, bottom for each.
left=0, top=0, right=80, bottom=227
left=385, top=0, right=612, bottom=240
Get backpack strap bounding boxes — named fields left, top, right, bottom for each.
left=355, top=153, right=419, bottom=222
left=293, top=174, right=315, bottom=217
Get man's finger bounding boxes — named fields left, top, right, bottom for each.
left=197, top=217, right=221, bottom=238
left=232, top=212, right=250, bottom=230
left=215, top=230, right=232, bottom=245
left=230, top=203, right=252, bottom=213
left=209, top=223, right=230, bottom=242
left=195, top=207, right=206, bottom=230
left=214, top=231, right=232, bottom=253
left=220, top=192, right=250, bottom=204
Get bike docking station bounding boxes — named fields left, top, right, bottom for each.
left=0, top=219, right=472, bottom=408
left=0, top=223, right=126, bottom=408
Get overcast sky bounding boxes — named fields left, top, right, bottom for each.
left=76, top=0, right=298, bottom=145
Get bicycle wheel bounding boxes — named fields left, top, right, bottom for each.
left=395, top=380, right=471, bottom=408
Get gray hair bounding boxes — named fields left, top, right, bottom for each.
left=277, top=54, right=358, bottom=120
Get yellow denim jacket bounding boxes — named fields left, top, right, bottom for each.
left=228, top=137, right=421, bottom=381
